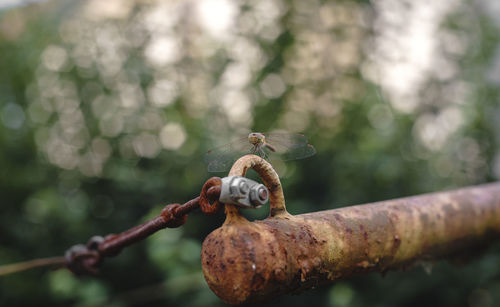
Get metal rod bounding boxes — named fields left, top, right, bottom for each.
left=201, top=182, right=500, bottom=304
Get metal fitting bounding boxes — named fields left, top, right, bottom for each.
left=219, top=176, right=269, bottom=208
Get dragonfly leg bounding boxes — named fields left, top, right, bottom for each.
left=258, top=147, right=268, bottom=160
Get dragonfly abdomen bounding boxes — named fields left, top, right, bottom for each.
left=264, top=143, right=276, bottom=152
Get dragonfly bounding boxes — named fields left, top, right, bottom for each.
left=204, top=132, right=316, bottom=172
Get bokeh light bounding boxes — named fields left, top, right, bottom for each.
left=1, top=0, right=500, bottom=306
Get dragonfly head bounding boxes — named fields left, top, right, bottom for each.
left=248, top=132, right=265, bottom=146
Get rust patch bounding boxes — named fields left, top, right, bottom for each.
left=393, top=235, right=401, bottom=250
left=251, top=273, right=265, bottom=290
left=269, top=183, right=279, bottom=192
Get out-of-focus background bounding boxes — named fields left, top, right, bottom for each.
left=1, top=0, right=500, bottom=306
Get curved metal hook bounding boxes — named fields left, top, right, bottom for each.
left=224, top=154, right=288, bottom=224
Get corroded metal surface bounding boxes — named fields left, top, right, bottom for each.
left=201, top=157, right=500, bottom=304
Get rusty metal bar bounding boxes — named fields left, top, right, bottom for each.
left=201, top=156, right=500, bottom=304
left=64, top=183, right=222, bottom=275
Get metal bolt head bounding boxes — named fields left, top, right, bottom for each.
left=229, top=177, right=247, bottom=200
left=249, top=184, right=269, bottom=207
left=258, top=187, right=268, bottom=201
left=239, top=181, right=249, bottom=194
left=219, top=176, right=269, bottom=208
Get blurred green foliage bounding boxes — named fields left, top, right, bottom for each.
left=1, top=0, right=500, bottom=306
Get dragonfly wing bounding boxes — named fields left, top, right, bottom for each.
left=204, top=137, right=254, bottom=172
left=264, top=132, right=308, bottom=153
left=204, top=137, right=248, bottom=163
left=278, top=144, right=316, bottom=161
left=207, top=157, right=236, bottom=172
left=263, top=132, right=315, bottom=161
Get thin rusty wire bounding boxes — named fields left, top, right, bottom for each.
left=0, top=256, right=66, bottom=276
left=0, top=177, right=222, bottom=276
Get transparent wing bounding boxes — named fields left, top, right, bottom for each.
left=263, top=132, right=315, bottom=161
left=207, top=157, right=237, bottom=172
left=264, top=132, right=308, bottom=153
left=277, top=144, right=316, bottom=161
left=204, top=137, right=253, bottom=172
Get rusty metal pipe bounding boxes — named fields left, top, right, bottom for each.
left=201, top=155, right=500, bottom=304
